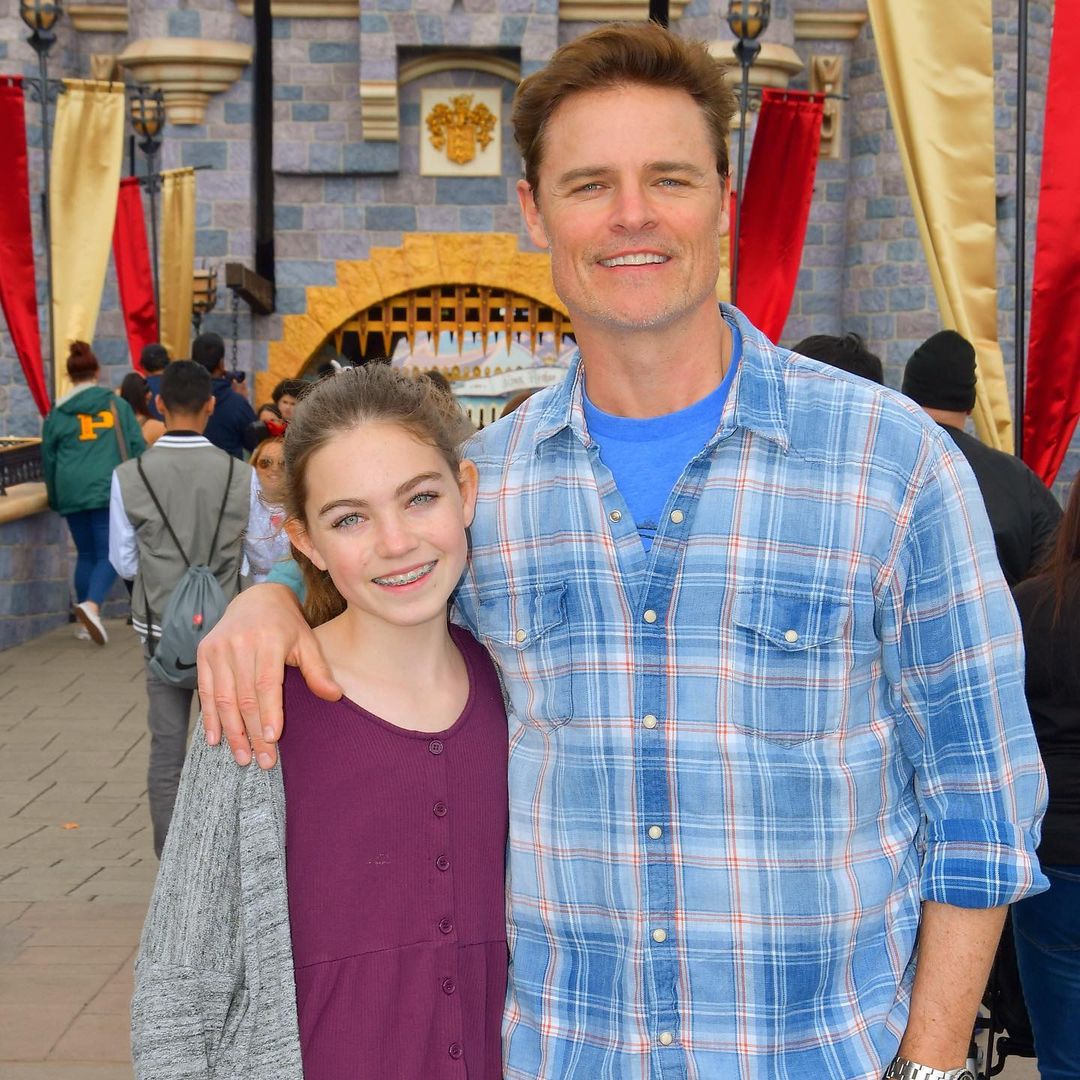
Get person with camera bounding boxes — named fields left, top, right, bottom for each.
left=191, top=331, right=257, bottom=459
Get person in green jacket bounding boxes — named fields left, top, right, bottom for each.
left=42, top=341, right=145, bottom=644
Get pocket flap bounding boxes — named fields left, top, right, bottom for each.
left=732, top=588, right=850, bottom=651
left=478, top=583, right=567, bottom=650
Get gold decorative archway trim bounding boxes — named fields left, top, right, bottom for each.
left=399, top=53, right=521, bottom=87
left=259, top=232, right=568, bottom=402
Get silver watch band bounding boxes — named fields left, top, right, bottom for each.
left=884, top=1056, right=975, bottom=1080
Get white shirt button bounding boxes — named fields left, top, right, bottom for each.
left=784, top=628, right=799, bottom=643
left=642, top=714, right=658, bottom=729
left=643, top=609, right=658, bottom=624
left=651, top=928, right=668, bottom=943
left=648, top=825, right=663, bottom=839
left=669, top=509, right=684, bottom=524
left=515, top=628, right=527, bottom=643
left=609, top=509, right=622, bottom=522
left=659, top=1031, right=675, bottom=1046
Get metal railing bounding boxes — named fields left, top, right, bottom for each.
left=0, top=437, right=44, bottom=496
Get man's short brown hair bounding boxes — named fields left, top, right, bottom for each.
left=512, top=22, right=738, bottom=194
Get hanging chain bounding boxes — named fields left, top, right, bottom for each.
left=231, top=290, right=240, bottom=370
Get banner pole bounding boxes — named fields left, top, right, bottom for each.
left=1014, top=0, right=1028, bottom=457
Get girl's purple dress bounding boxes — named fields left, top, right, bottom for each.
left=279, top=625, right=509, bottom=1079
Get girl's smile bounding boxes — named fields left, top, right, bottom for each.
left=371, top=560, right=437, bottom=588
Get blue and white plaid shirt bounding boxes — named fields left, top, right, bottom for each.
left=455, top=306, right=1047, bottom=1080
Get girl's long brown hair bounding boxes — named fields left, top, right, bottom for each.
left=283, top=364, right=475, bottom=628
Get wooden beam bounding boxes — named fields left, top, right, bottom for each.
left=224, top=262, right=275, bottom=315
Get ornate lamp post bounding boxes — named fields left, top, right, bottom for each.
left=726, top=0, right=770, bottom=304
left=128, top=84, right=166, bottom=319
left=20, top=0, right=64, bottom=385
left=191, top=266, right=218, bottom=334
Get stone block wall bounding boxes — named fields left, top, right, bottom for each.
left=0, top=507, right=72, bottom=651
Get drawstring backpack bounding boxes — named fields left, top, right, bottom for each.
left=138, top=456, right=235, bottom=689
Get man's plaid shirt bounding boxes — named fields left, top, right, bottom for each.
left=455, top=306, right=1047, bottom=1080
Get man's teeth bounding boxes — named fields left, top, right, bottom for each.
left=600, top=253, right=668, bottom=267
left=373, top=562, right=435, bottom=586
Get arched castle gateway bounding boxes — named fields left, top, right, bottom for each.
left=260, top=233, right=575, bottom=427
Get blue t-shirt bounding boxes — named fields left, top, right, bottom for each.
left=582, top=320, right=742, bottom=550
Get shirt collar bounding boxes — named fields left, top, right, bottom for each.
left=154, top=432, right=213, bottom=447
left=532, top=304, right=789, bottom=454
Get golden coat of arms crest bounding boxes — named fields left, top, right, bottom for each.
left=426, top=94, right=497, bottom=166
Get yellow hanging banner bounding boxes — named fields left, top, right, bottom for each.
left=49, top=79, right=126, bottom=399
left=160, top=167, right=197, bottom=362
left=867, top=0, right=1012, bottom=451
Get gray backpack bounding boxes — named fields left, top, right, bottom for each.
left=138, top=456, right=235, bottom=690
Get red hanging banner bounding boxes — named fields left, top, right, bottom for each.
left=1024, top=3, right=1080, bottom=485
left=735, top=89, right=824, bottom=342
left=112, top=176, right=158, bottom=371
left=0, top=76, right=49, bottom=416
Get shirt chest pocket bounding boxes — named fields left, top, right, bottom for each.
left=725, top=588, right=852, bottom=745
left=475, top=583, right=574, bottom=732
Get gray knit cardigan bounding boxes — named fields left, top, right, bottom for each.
left=130, top=730, right=305, bottom=1079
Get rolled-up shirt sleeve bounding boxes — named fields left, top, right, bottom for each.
left=886, top=434, right=1048, bottom=909
left=108, top=470, right=139, bottom=580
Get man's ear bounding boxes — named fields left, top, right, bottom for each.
left=457, top=459, right=479, bottom=529
left=517, top=179, right=549, bottom=251
left=205, top=395, right=216, bottom=417
left=718, top=173, right=732, bottom=238
left=285, top=518, right=328, bottom=573
left=155, top=394, right=165, bottom=416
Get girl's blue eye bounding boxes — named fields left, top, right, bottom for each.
left=332, top=512, right=362, bottom=529
left=411, top=491, right=437, bottom=506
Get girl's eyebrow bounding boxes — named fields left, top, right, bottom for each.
left=317, top=472, right=445, bottom=517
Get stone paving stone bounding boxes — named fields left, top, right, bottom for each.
left=21, top=924, right=139, bottom=948
left=0, top=900, right=31, bottom=924
left=0, top=921, right=34, bottom=961
left=0, top=962, right=119, bottom=1004
left=0, top=1004, right=88, bottom=1060
left=14, top=946, right=134, bottom=967
left=9, top=901, right=148, bottom=927
left=49, top=1011, right=132, bottom=1063
left=14, top=800, right=143, bottom=829
left=1, top=1066, right=134, bottom=1079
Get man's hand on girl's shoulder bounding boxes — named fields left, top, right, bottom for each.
left=197, top=583, right=341, bottom=769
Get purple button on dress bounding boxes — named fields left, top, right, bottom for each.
left=279, top=626, right=509, bottom=1080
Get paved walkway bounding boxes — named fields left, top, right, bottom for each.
left=1, top=619, right=155, bottom=1079
left=0, top=619, right=1043, bottom=1078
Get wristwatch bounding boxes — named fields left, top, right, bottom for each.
left=884, top=1057, right=976, bottom=1080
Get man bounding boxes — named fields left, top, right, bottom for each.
left=109, top=361, right=253, bottom=856
left=794, top=331, right=884, bottom=385
left=140, top=343, right=169, bottom=421
left=198, top=24, right=1046, bottom=1079
left=192, top=331, right=257, bottom=458
left=902, top=329, right=1061, bottom=587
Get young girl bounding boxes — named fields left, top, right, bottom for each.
left=131, top=365, right=509, bottom=1080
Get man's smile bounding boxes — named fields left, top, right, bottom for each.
left=598, top=252, right=671, bottom=267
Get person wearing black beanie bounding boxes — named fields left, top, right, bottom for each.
left=902, top=330, right=1061, bottom=586
left=901, top=330, right=977, bottom=411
